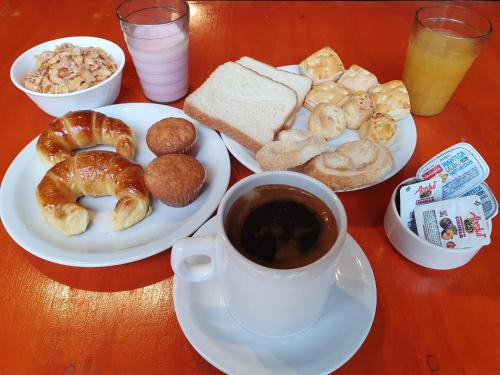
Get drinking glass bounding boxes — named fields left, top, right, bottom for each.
left=402, top=5, right=492, bottom=116
left=117, top=0, right=189, bottom=102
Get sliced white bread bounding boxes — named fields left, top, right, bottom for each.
left=237, top=56, right=312, bottom=129
left=237, top=56, right=312, bottom=108
left=183, top=62, right=297, bottom=152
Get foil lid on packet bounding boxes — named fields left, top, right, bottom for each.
left=462, top=182, right=498, bottom=220
left=414, top=195, right=491, bottom=249
left=416, top=143, right=489, bottom=199
left=400, top=178, right=443, bottom=234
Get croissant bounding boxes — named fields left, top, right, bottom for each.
left=36, top=151, right=150, bottom=235
left=36, top=110, right=135, bottom=167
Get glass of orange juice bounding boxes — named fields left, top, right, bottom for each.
left=402, top=5, right=492, bottom=116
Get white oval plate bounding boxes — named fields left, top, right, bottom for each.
left=222, top=65, right=417, bottom=191
left=173, top=217, right=377, bottom=374
left=0, top=103, right=230, bottom=267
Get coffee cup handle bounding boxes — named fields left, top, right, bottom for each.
left=171, top=235, right=217, bottom=282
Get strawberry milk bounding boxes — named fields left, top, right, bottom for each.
left=117, top=0, right=189, bottom=102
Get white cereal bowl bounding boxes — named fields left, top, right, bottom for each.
left=10, top=36, right=125, bottom=117
left=384, top=178, right=492, bottom=270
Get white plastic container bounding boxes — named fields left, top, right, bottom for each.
left=10, top=36, right=125, bottom=116
left=384, top=178, right=492, bottom=270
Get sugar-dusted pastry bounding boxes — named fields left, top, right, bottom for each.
left=337, top=65, right=378, bottom=92
left=307, top=103, right=346, bottom=141
left=370, top=80, right=411, bottom=121
left=304, top=80, right=352, bottom=111
left=359, top=113, right=397, bottom=147
left=299, top=47, right=344, bottom=86
left=342, top=91, right=374, bottom=130
left=304, top=139, right=393, bottom=190
left=256, top=130, right=328, bottom=170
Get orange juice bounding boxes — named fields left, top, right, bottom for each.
left=403, top=28, right=478, bottom=116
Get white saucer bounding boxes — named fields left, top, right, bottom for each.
left=173, top=217, right=377, bottom=374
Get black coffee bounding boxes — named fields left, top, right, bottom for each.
left=225, top=184, right=337, bottom=269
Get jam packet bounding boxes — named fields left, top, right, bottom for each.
left=462, top=182, right=498, bottom=220
left=416, top=143, right=489, bottom=199
left=414, top=195, right=491, bottom=249
left=400, top=178, right=443, bottom=234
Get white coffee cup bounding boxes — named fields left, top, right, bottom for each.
left=171, top=171, right=347, bottom=337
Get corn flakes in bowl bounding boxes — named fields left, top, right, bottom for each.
left=10, top=36, right=125, bottom=116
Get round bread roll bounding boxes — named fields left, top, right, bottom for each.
left=145, top=154, right=205, bottom=207
left=342, top=92, right=374, bottom=130
left=304, top=139, right=394, bottom=190
left=36, top=151, right=150, bottom=235
left=359, top=113, right=396, bottom=147
left=307, top=103, right=346, bottom=141
left=146, top=117, right=197, bottom=156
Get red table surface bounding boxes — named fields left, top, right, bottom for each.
left=0, top=1, right=499, bottom=374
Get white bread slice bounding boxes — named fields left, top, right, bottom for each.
left=237, top=56, right=312, bottom=108
left=183, top=62, right=297, bottom=152
left=237, top=56, right=312, bottom=129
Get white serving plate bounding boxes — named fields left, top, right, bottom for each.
left=0, top=103, right=230, bottom=267
left=222, top=65, right=417, bottom=191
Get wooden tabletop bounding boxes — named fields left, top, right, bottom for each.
left=1, top=1, right=499, bottom=374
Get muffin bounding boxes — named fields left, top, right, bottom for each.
left=145, top=154, right=206, bottom=207
left=146, top=118, right=197, bottom=156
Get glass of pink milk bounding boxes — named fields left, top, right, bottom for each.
left=117, top=0, right=189, bottom=102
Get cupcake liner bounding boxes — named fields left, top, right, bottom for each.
left=175, top=137, right=197, bottom=156
left=145, top=153, right=206, bottom=208
left=161, top=178, right=204, bottom=207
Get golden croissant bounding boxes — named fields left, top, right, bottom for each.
left=37, top=110, right=135, bottom=167
left=36, top=151, right=150, bottom=235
